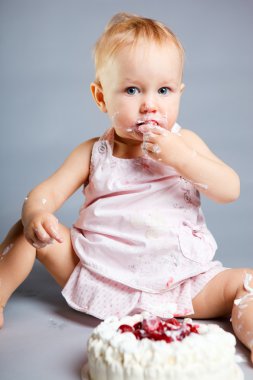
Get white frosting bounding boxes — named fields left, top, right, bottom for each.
left=86, top=314, right=244, bottom=380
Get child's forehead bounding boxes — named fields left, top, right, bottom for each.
left=111, top=40, right=183, bottom=73
left=100, top=44, right=183, bottom=88
left=98, top=38, right=184, bottom=85
left=109, top=40, right=182, bottom=70
left=115, top=38, right=180, bottom=58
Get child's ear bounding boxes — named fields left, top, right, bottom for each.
left=180, top=83, right=185, bottom=94
left=90, top=82, right=107, bottom=113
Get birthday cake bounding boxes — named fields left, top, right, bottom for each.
left=83, top=313, right=243, bottom=380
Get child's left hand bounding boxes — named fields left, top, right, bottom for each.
left=141, top=125, right=188, bottom=167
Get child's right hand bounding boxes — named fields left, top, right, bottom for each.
left=23, top=212, right=63, bottom=249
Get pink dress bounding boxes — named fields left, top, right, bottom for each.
left=62, top=124, right=225, bottom=319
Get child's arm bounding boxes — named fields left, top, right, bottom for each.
left=143, top=128, right=240, bottom=203
left=21, top=137, right=98, bottom=248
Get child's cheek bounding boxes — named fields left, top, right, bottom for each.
left=110, top=111, right=134, bottom=131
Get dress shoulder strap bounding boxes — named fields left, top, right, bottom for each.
left=171, top=122, right=182, bottom=134
left=99, top=127, right=114, bottom=145
left=90, top=128, right=114, bottom=168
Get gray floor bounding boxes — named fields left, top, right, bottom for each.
left=0, top=262, right=252, bottom=380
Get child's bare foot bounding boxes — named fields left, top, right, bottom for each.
left=0, top=305, right=4, bottom=328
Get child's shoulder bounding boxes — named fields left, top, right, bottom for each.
left=66, top=137, right=100, bottom=164
left=80, top=136, right=100, bottom=147
left=74, top=136, right=100, bottom=153
left=179, top=127, right=223, bottom=164
left=180, top=127, right=201, bottom=141
left=179, top=128, right=209, bottom=152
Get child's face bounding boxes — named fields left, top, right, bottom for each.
left=92, top=40, right=184, bottom=142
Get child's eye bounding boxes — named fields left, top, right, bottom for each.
left=126, top=87, right=140, bottom=95
left=158, top=87, right=170, bottom=95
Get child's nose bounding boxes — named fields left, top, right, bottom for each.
left=140, top=99, right=157, bottom=114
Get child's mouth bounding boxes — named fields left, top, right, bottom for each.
left=136, top=119, right=159, bottom=127
left=136, top=119, right=160, bottom=133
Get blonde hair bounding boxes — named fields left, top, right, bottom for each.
left=93, top=12, right=184, bottom=83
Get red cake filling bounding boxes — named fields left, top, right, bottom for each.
left=118, top=316, right=199, bottom=343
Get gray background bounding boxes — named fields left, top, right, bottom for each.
left=0, top=1, right=253, bottom=379
left=1, top=0, right=252, bottom=267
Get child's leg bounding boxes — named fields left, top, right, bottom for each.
left=0, top=220, right=35, bottom=327
left=0, top=220, right=79, bottom=328
left=191, top=268, right=253, bottom=363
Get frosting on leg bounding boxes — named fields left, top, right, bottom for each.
left=232, top=271, right=253, bottom=363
